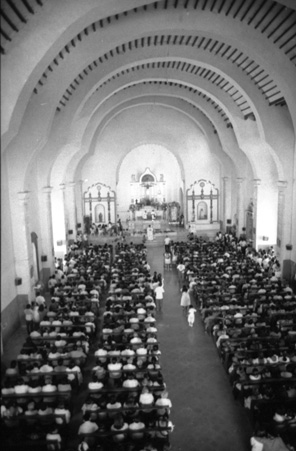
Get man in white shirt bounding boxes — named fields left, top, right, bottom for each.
left=154, top=282, right=165, bottom=312
left=108, top=358, right=122, bottom=379
left=122, top=374, right=139, bottom=388
left=54, top=403, right=71, bottom=425
left=164, top=235, right=171, bottom=252
left=36, top=292, right=46, bottom=308
left=78, top=413, right=99, bottom=435
left=40, top=361, right=54, bottom=373
left=155, top=390, right=172, bottom=416
left=177, top=262, right=185, bottom=285
left=128, top=418, right=145, bottom=439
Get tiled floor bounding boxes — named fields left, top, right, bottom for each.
left=146, top=237, right=253, bottom=451
left=2, top=232, right=253, bottom=450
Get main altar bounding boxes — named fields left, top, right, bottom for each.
left=128, top=168, right=182, bottom=224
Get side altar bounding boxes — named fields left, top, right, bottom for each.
left=186, top=179, right=220, bottom=237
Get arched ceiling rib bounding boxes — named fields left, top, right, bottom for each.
left=69, top=99, right=236, bottom=185
left=2, top=0, right=296, bottom=150
left=0, top=0, right=45, bottom=55
left=64, top=87, right=249, bottom=180
left=40, top=32, right=289, bottom=114
left=2, top=0, right=295, bottom=63
left=56, top=59, right=254, bottom=122
left=25, top=0, right=296, bottom=109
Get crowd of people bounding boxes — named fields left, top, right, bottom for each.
left=1, top=242, right=111, bottom=450
left=1, top=239, right=173, bottom=451
left=2, top=228, right=296, bottom=451
left=166, top=233, right=296, bottom=451
left=76, top=241, right=173, bottom=451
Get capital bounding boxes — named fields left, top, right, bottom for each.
left=236, top=178, right=244, bottom=184
left=17, top=191, right=30, bottom=202
left=222, top=176, right=229, bottom=182
left=42, top=186, right=53, bottom=194
left=277, top=180, right=288, bottom=190
left=66, top=181, right=76, bottom=188
left=253, top=179, right=261, bottom=187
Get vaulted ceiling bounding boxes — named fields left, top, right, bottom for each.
left=1, top=0, right=296, bottom=179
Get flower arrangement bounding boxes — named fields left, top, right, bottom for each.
left=129, top=199, right=167, bottom=210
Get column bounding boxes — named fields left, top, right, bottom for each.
left=76, top=180, right=84, bottom=232
left=252, top=179, right=261, bottom=249
left=236, top=178, right=244, bottom=238
left=65, top=181, right=77, bottom=242
left=222, top=176, right=230, bottom=232
left=40, top=186, right=55, bottom=278
left=277, top=181, right=292, bottom=279
left=277, top=181, right=287, bottom=248
left=51, top=183, right=67, bottom=255
left=191, top=190, right=195, bottom=222
left=14, top=191, right=34, bottom=301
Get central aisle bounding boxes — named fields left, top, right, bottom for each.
left=146, top=239, right=252, bottom=451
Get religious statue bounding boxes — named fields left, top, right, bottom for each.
left=199, top=208, right=206, bottom=219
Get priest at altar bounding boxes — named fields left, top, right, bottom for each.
left=135, top=206, right=161, bottom=221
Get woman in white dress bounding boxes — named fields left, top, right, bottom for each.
left=180, top=286, right=190, bottom=313
left=187, top=305, right=197, bottom=327
left=164, top=251, right=172, bottom=270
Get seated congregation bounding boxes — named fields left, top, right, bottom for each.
left=1, top=239, right=173, bottom=451
left=170, top=234, right=296, bottom=451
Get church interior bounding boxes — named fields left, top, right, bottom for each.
left=1, top=1, right=296, bottom=450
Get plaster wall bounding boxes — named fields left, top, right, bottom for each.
left=1, top=155, right=18, bottom=312
left=1, top=157, right=30, bottom=345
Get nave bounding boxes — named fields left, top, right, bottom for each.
left=146, top=239, right=252, bottom=451
left=1, top=236, right=254, bottom=451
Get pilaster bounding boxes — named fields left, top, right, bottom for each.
left=236, top=178, right=244, bottom=238
left=76, top=180, right=84, bottom=232
left=14, top=191, right=34, bottom=300
left=252, top=179, right=261, bottom=248
left=65, top=181, right=77, bottom=242
left=40, top=186, right=55, bottom=276
left=222, top=176, right=230, bottom=232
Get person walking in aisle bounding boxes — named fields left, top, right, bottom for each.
left=32, top=302, right=41, bottom=330
left=164, top=251, right=172, bottom=271
left=180, top=286, right=190, bottom=313
left=24, top=304, right=34, bottom=334
left=177, top=260, right=185, bottom=286
left=154, top=280, right=165, bottom=312
left=164, top=235, right=171, bottom=253
left=187, top=305, right=197, bottom=327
